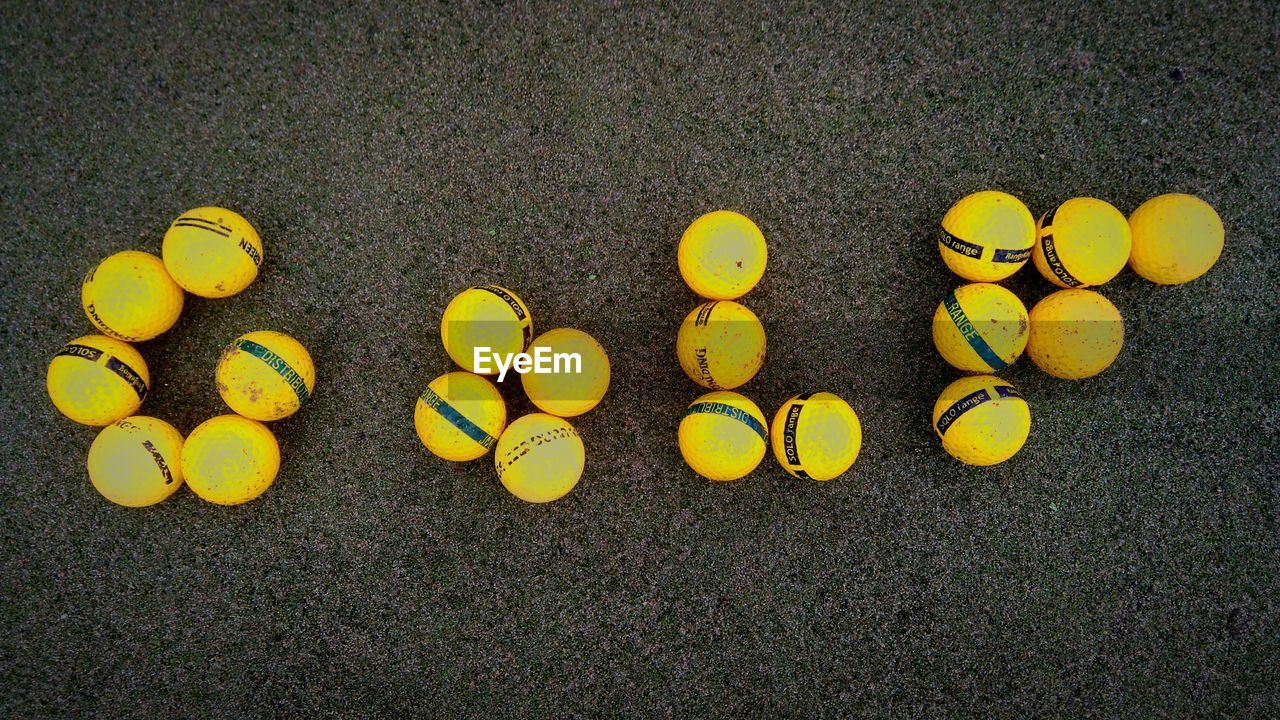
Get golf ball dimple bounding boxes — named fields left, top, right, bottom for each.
left=440, top=285, right=533, bottom=374
left=1027, top=289, right=1125, bottom=380
left=415, top=371, right=507, bottom=462
left=676, top=300, right=766, bottom=390
left=1128, top=193, right=1224, bottom=285
left=520, top=328, right=611, bottom=417
left=932, top=375, right=1031, bottom=466
left=932, top=283, right=1029, bottom=373
left=769, top=392, right=862, bottom=481
left=162, top=206, right=263, bottom=298
left=678, top=391, right=768, bottom=481
left=494, top=413, right=585, bottom=503
left=1032, top=197, right=1132, bottom=288
left=678, top=210, right=768, bottom=300
left=939, top=190, right=1036, bottom=282
left=81, top=250, right=184, bottom=341
left=46, top=335, right=150, bottom=426
left=87, top=416, right=184, bottom=507
left=182, top=415, right=280, bottom=505
left=216, top=330, right=316, bottom=421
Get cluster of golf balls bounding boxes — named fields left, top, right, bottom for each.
left=932, top=191, right=1225, bottom=465
left=414, top=287, right=610, bottom=503
left=45, top=207, right=318, bottom=506
left=675, top=211, right=864, bottom=482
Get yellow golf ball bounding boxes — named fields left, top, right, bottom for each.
left=182, top=415, right=280, bottom=505
left=215, top=330, right=316, bottom=421
left=770, top=392, right=862, bottom=481
left=87, top=416, right=184, bottom=507
left=676, top=301, right=766, bottom=390
left=494, top=413, right=585, bottom=503
left=678, top=210, right=768, bottom=300
left=1032, top=197, right=1132, bottom=288
left=440, top=285, right=533, bottom=374
left=520, top=328, right=610, bottom=417
left=678, top=391, right=767, bottom=481
left=932, top=375, right=1030, bottom=466
left=932, top=283, right=1029, bottom=373
left=47, top=335, right=149, bottom=426
left=939, top=190, right=1036, bottom=282
left=162, top=206, right=263, bottom=298
left=1128, top=193, right=1224, bottom=284
left=414, top=372, right=507, bottom=462
left=81, top=250, right=184, bottom=341
left=1027, top=289, right=1124, bottom=380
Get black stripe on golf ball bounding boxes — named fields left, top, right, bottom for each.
left=682, top=401, right=767, bottom=443
left=172, top=219, right=231, bottom=237
left=420, top=386, right=497, bottom=449
left=935, top=384, right=1020, bottom=437
left=477, top=285, right=532, bottom=347
left=992, top=246, right=1032, bottom=263
left=943, top=291, right=1007, bottom=371
left=939, top=230, right=982, bottom=259
left=56, top=344, right=148, bottom=400
left=233, top=338, right=310, bottom=405
left=1038, top=206, right=1083, bottom=287
left=782, top=393, right=814, bottom=477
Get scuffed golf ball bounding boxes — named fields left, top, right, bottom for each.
left=932, top=375, right=1030, bottom=466
left=932, top=283, right=1029, bottom=373
left=1027, top=289, right=1124, bottom=379
left=216, top=330, right=316, bottom=421
left=676, top=300, right=766, bottom=390
left=678, top=210, right=768, bottom=300
left=182, top=415, right=280, bottom=505
left=162, top=206, right=263, bottom=298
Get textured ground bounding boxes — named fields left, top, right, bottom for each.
left=2, top=1, right=1278, bottom=717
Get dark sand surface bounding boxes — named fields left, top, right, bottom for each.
left=2, top=1, right=1277, bottom=716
